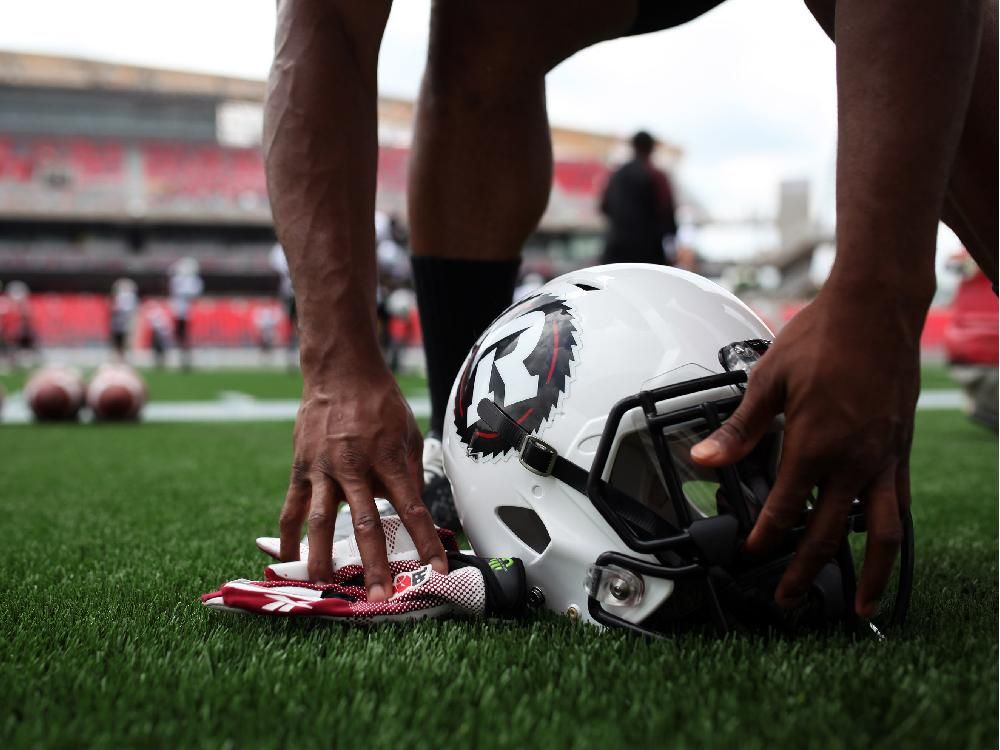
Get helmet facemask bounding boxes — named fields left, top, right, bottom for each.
left=480, top=366, right=913, bottom=639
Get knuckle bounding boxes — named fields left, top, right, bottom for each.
left=718, top=416, right=750, bottom=445
left=760, top=503, right=797, bottom=531
left=375, top=441, right=407, bottom=468
left=378, top=457, right=409, bottom=481
left=307, top=508, right=333, bottom=528
left=335, top=446, right=369, bottom=474
left=313, top=455, right=335, bottom=479
left=290, top=461, right=310, bottom=486
left=400, top=502, right=434, bottom=526
left=352, top=512, right=381, bottom=535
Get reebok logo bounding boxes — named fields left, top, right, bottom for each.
left=392, top=565, right=432, bottom=596
left=262, top=593, right=313, bottom=613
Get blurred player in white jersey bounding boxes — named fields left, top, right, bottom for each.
left=169, top=258, right=203, bottom=371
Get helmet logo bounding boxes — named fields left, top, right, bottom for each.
left=454, top=293, right=578, bottom=458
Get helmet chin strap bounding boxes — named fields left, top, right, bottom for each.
left=475, top=398, right=678, bottom=540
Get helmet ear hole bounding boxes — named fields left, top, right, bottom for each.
left=495, top=506, right=551, bottom=555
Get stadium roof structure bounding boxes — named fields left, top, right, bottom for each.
left=0, top=50, right=265, bottom=100
left=0, top=50, right=681, bottom=160
left=0, top=51, right=682, bottom=231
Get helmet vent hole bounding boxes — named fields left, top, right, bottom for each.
left=496, top=506, right=551, bottom=555
left=573, top=282, right=600, bottom=291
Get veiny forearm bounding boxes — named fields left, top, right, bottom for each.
left=264, top=0, right=391, bottom=377
left=828, top=0, right=985, bottom=320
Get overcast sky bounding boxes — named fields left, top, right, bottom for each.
left=1, top=0, right=845, bottom=222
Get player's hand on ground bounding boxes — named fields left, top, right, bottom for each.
left=691, top=288, right=921, bottom=617
left=279, top=366, right=447, bottom=600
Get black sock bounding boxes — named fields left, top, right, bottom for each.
left=412, top=256, right=520, bottom=437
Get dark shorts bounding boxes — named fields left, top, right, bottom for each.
left=174, top=318, right=189, bottom=345
left=625, top=0, right=729, bottom=36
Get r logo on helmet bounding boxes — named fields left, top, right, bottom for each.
left=454, top=293, right=578, bottom=459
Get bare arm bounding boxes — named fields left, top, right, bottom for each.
left=694, top=0, right=988, bottom=616
left=829, top=0, right=983, bottom=302
left=265, top=1, right=386, bottom=368
left=264, top=0, right=446, bottom=597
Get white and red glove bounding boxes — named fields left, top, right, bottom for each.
left=202, top=516, right=527, bottom=623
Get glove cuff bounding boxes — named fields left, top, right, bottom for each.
left=447, top=553, right=527, bottom=618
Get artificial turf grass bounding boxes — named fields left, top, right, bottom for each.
left=0, top=412, right=995, bottom=749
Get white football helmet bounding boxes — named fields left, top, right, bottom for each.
left=443, top=264, right=912, bottom=637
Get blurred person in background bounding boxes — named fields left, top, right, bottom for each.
left=254, top=304, right=279, bottom=364
left=600, top=130, right=678, bottom=266
left=0, top=283, right=10, bottom=372
left=146, top=304, right=172, bottom=370
left=5, top=281, right=37, bottom=370
left=376, top=213, right=412, bottom=287
left=109, top=277, right=138, bottom=362
left=269, top=242, right=298, bottom=370
left=375, top=214, right=414, bottom=371
left=264, top=1, right=997, bottom=617
left=384, top=287, right=417, bottom=373
left=169, top=257, right=203, bottom=371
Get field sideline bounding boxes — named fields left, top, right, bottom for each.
left=0, top=370, right=996, bottom=748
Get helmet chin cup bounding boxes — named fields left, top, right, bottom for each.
left=686, top=515, right=739, bottom=568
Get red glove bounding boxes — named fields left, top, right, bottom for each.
left=202, top=517, right=527, bottom=622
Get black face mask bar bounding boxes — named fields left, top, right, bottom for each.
left=582, top=368, right=914, bottom=639
left=475, top=366, right=914, bottom=639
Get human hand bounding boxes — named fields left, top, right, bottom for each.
left=691, top=288, right=922, bottom=617
left=279, top=363, right=447, bottom=601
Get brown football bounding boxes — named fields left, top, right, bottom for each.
left=24, top=366, right=85, bottom=422
left=87, top=364, right=147, bottom=422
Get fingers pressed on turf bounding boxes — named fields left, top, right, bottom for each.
left=856, top=464, right=904, bottom=618
left=775, top=482, right=853, bottom=607
left=279, top=476, right=310, bottom=562
left=745, top=457, right=815, bottom=556
left=690, top=368, right=780, bottom=466
left=379, top=466, right=447, bottom=574
left=305, top=473, right=337, bottom=582
left=344, top=483, right=392, bottom=602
